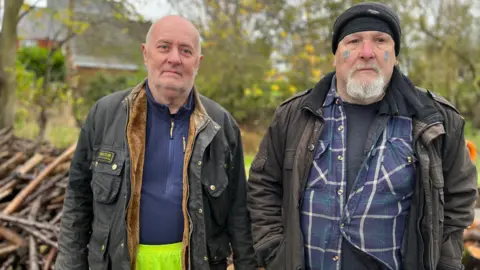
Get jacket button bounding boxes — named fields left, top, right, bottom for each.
left=101, top=245, right=105, bottom=251
left=308, top=144, right=315, bottom=151
left=203, top=256, right=208, bottom=262
left=198, top=161, right=202, bottom=166
left=198, top=208, right=203, bottom=214
left=112, top=164, right=117, bottom=170
left=95, top=161, right=98, bottom=167
left=210, top=185, right=216, bottom=191
left=121, top=242, right=124, bottom=248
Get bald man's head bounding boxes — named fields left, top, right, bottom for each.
left=141, top=14, right=203, bottom=110
left=145, top=15, right=201, bottom=54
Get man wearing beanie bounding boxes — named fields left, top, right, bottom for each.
left=248, top=2, right=477, bottom=270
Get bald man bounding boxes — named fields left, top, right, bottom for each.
left=55, top=15, right=257, bottom=270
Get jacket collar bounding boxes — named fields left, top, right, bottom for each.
left=145, top=80, right=194, bottom=121
left=302, top=67, right=443, bottom=126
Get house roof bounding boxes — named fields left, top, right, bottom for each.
left=17, top=6, right=150, bottom=71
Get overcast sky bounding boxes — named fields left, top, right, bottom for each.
left=24, top=0, right=175, bottom=20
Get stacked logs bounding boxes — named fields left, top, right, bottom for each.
left=0, top=127, right=76, bottom=269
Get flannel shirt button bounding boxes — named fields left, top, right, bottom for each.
left=407, top=156, right=413, bottom=163
left=337, top=155, right=344, bottom=161
left=308, top=144, right=315, bottom=151
left=337, top=189, right=343, bottom=195
left=338, top=125, right=344, bottom=131
left=335, top=99, right=340, bottom=105
left=333, top=255, right=339, bottom=261
left=340, top=223, right=345, bottom=229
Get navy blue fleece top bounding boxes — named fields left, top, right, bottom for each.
left=139, top=82, right=193, bottom=244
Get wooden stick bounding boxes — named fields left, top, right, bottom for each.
left=0, top=226, right=25, bottom=246
left=0, top=127, right=12, bottom=137
left=0, top=187, right=13, bottom=202
left=20, top=225, right=57, bottom=248
left=23, top=173, right=66, bottom=206
left=3, top=143, right=77, bottom=215
left=29, top=198, right=41, bottom=270
left=0, top=213, right=59, bottom=232
left=49, top=210, right=63, bottom=225
left=0, top=253, right=15, bottom=270
left=50, top=194, right=65, bottom=204
left=0, top=151, right=9, bottom=160
left=0, top=152, right=26, bottom=178
left=0, top=130, right=13, bottom=147
left=44, top=247, right=57, bottom=270
left=0, top=244, right=18, bottom=257
left=17, top=153, right=44, bottom=176
left=46, top=204, right=63, bottom=211
left=0, top=176, right=16, bottom=189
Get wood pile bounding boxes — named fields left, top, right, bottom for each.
left=0, top=127, right=76, bottom=270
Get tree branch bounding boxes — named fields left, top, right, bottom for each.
left=419, top=24, right=477, bottom=79
left=18, top=0, right=43, bottom=22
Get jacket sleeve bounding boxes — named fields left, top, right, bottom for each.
left=247, top=109, right=285, bottom=267
left=439, top=115, right=478, bottom=270
left=55, top=103, right=97, bottom=270
left=227, top=124, right=258, bottom=270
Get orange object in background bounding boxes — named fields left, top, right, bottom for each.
left=466, top=140, right=477, bottom=162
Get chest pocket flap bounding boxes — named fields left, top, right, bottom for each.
left=91, top=148, right=125, bottom=204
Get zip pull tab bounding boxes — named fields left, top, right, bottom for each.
left=170, top=119, right=174, bottom=139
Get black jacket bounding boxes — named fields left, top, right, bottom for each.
left=55, top=81, right=257, bottom=270
left=247, top=69, right=477, bottom=270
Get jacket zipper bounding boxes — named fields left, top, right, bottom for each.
left=168, top=118, right=175, bottom=193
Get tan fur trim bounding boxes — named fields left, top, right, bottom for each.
left=126, top=81, right=147, bottom=269
left=181, top=116, right=196, bottom=270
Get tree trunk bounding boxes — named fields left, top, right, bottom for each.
left=0, top=0, right=25, bottom=129
left=36, top=51, right=54, bottom=143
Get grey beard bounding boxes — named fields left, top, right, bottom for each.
left=346, top=74, right=386, bottom=103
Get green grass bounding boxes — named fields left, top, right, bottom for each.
left=244, top=154, right=255, bottom=177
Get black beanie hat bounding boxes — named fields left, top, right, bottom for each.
left=332, top=2, right=402, bottom=56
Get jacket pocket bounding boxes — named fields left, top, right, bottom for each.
left=207, top=234, right=231, bottom=266
left=90, top=149, right=125, bottom=204
left=266, top=238, right=286, bottom=270
left=88, top=222, right=110, bottom=270
left=202, top=171, right=229, bottom=227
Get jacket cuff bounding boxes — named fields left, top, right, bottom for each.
left=254, top=236, right=283, bottom=267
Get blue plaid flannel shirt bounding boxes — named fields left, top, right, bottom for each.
left=300, top=81, right=416, bottom=270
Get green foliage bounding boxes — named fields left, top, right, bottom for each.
left=75, top=71, right=147, bottom=121
left=16, top=46, right=66, bottom=82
